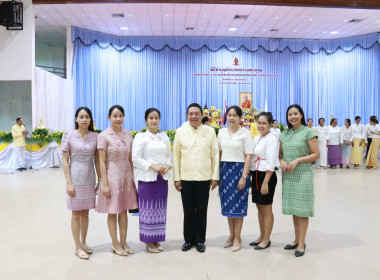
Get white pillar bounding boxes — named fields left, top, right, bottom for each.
left=0, top=0, right=35, bottom=131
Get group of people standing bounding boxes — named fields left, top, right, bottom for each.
left=306, top=116, right=380, bottom=169
left=62, top=103, right=320, bottom=260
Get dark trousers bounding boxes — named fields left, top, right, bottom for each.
left=181, top=180, right=210, bottom=243
left=366, top=138, right=372, bottom=158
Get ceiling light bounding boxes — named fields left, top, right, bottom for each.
left=263, top=29, right=266, bottom=31
left=91, top=14, right=95, bottom=17
left=133, top=28, right=136, bottom=30
left=323, top=32, right=326, bottom=34
left=294, top=30, right=297, bottom=33
left=203, top=14, right=207, bottom=18
left=120, top=27, right=129, bottom=30
left=330, top=31, right=339, bottom=34
left=309, top=18, right=313, bottom=21
left=343, top=19, right=348, bottom=22
left=228, top=27, right=237, bottom=31
left=42, top=15, right=46, bottom=18
left=275, top=17, right=279, bottom=19
left=166, top=27, right=170, bottom=30
left=165, top=14, right=170, bottom=17
left=129, top=14, right=133, bottom=17
left=353, top=32, right=356, bottom=35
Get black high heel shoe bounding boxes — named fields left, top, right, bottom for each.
left=295, top=245, right=306, bottom=257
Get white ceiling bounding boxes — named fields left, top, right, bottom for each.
left=35, top=3, right=380, bottom=48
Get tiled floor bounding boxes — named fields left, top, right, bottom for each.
left=1, top=166, right=379, bottom=280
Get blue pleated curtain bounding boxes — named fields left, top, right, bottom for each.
left=72, top=26, right=380, bottom=131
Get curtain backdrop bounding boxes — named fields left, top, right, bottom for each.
left=72, top=27, right=380, bottom=131
left=33, top=67, right=74, bottom=131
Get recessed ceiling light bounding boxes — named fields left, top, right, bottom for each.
left=120, top=27, right=129, bottom=30
left=133, top=28, right=136, bottom=30
left=166, top=14, right=170, bottom=17
left=309, top=18, right=313, bottom=21
left=42, top=15, right=46, bottom=18
left=91, top=14, right=95, bottom=17
left=275, top=17, right=279, bottom=19
left=323, top=32, right=326, bottom=34
left=330, top=31, right=339, bottom=34
left=294, top=30, right=297, bottom=33
left=203, top=14, right=207, bottom=18
left=228, top=27, right=237, bottom=31
left=129, top=14, right=133, bottom=17
left=166, top=27, right=170, bottom=30
left=344, top=19, right=348, bottom=22
left=263, top=29, right=266, bottom=31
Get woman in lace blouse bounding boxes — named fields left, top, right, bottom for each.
left=132, top=108, right=172, bottom=253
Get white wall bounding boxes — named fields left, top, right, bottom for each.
left=0, top=0, right=35, bottom=80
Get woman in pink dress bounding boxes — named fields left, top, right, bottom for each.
left=62, top=107, right=100, bottom=260
left=97, top=105, right=138, bottom=256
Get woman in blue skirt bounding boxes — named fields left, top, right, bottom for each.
left=218, top=106, right=253, bottom=252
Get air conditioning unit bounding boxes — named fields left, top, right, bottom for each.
left=0, top=1, right=23, bottom=30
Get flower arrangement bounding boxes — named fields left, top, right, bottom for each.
left=278, top=123, right=288, bottom=132
left=94, top=129, right=102, bottom=134
left=131, top=130, right=139, bottom=138
left=0, top=131, right=13, bottom=143
left=164, top=130, right=176, bottom=142
left=49, top=131, right=65, bottom=142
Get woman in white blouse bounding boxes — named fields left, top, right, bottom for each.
left=250, top=112, right=278, bottom=250
left=350, top=116, right=366, bottom=168
left=316, top=118, right=329, bottom=169
left=270, top=120, right=281, bottom=169
left=327, top=118, right=342, bottom=168
left=365, top=116, right=380, bottom=169
left=340, top=119, right=352, bottom=168
left=364, top=116, right=377, bottom=161
left=132, top=108, right=172, bottom=253
left=218, top=106, right=253, bottom=252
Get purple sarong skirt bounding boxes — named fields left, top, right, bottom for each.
left=328, top=145, right=342, bottom=166
left=138, top=175, right=168, bottom=243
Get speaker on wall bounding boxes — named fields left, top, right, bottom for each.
left=0, top=1, right=23, bottom=30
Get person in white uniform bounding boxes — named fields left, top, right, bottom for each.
left=350, top=116, right=366, bottom=168
left=340, top=119, right=353, bottom=168
left=327, top=118, right=343, bottom=168
left=270, top=120, right=281, bottom=169
left=315, top=118, right=329, bottom=168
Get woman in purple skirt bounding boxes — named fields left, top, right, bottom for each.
left=327, top=118, right=343, bottom=168
left=132, top=108, right=172, bottom=253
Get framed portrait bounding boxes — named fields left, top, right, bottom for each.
left=239, top=92, right=252, bottom=109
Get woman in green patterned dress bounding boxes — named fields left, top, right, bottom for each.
left=279, top=105, right=319, bottom=257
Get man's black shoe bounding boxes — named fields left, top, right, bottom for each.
left=196, top=243, right=206, bottom=253
left=182, top=242, right=192, bottom=251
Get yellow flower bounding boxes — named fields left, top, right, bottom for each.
left=210, top=106, right=216, bottom=111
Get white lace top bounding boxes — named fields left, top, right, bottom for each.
left=132, top=130, right=172, bottom=182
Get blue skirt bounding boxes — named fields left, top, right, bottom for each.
left=219, top=162, right=250, bottom=218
